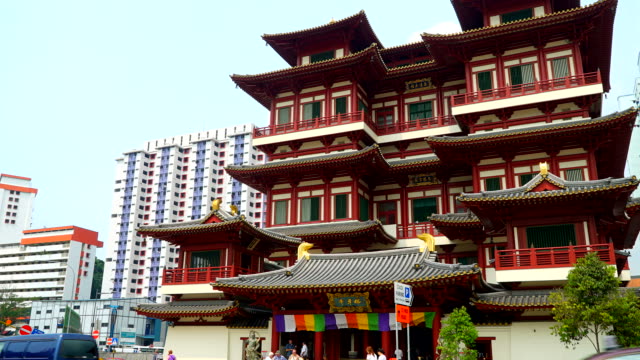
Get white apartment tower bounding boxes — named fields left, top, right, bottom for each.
left=102, top=124, right=266, bottom=302
left=0, top=173, right=37, bottom=243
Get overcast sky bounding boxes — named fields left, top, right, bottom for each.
left=1, top=0, right=638, bottom=269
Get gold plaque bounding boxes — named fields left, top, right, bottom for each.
left=327, top=292, right=371, bottom=313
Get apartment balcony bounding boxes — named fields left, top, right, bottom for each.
left=396, top=222, right=441, bottom=239
left=450, top=71, right=602, bottom=116
left=492, top=243, right=615, bottom=283
left=161, top=266, right=251, bottom=295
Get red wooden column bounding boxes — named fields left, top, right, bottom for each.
left=314, top=331, right=323, bottom=360
left=438, top=174, right=450, bottom=214
left=537, top=46, right=548, bottom=81
left=272, top=319, right=280, bottom=353
left=351, top=176, right=360, bottom=220
left=382, top=330, right=393, bottom=355
left=290, top=180, right=299, bottom=225
left=399, top=179, right=409, bottom=228
left=293, top=90, right=301, bottom=131
left=502, top=154, right=515, bottom=188
left=323, top=175, right=333, bottom=222
left=265, top=187, right=273, bottom=227
left=431, top=311, right=442, bottom=359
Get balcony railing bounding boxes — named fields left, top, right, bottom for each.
left=254, top=111, right=368, bottom=138
left=450, top=71, right=601, bottom=107
left=396, top=222, right=441, bottom=239
left=495, top=243, right=614, bottom=270
left=373, top=115, right=456, bottom=135
left=162, top=266, right=251, bottom=285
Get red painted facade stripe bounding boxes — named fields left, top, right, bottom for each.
left=1, top=174, right=32, bottom=181
left=21, top=226, right=102, bottom=247
left=0, top=183, right=38, bottom=194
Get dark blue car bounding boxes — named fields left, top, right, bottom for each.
left=0, top=334, right=98, bottom=360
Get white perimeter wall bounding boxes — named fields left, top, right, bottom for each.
left=478, top=322, right=600, bottom=360
left=164, top=325, right=272, bottom=360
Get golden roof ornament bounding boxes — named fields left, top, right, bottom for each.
left=297, top=242, right=313, bottom=260
left=539, top=162, right=549, bottom=176
left=212, top=198, right=222, bottom=211
left=417, top=233, right=435, bottom=252
left=329, top=17, right=336, bottom=24
left=230, top=204, right=238, bottom=215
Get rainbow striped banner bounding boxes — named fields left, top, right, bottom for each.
left=275, top=312, right=435, bottom=333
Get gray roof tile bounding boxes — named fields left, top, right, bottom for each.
left=474, top=290, right=551, bottom=309
left=215, top=247, right=479, bottom=290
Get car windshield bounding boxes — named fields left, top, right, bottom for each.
left=59, top=340, right=98, bottom=359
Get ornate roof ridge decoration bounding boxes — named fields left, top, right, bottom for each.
left=458, top=172, right=638, bottom=203
left=421, top=0, right=611, bottom=41
left=627, top=197, right=640, bottom=217
left=213, top=246, right=480, bottom=292
left=427, top=108, right=638, bottom=147
left=430, top=211, right=481, bottom=226
left=379, top=41, right=427, bottom=54
left=134, top=300, right=239, bottom=320
left=231, top=43, right=384, bottom=82
left=473, top=289, right=552, bottom=311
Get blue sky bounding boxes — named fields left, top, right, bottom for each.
left=1, top=1, right=639, bottom=267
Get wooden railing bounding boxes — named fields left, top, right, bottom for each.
left=495, top=243, right=615, bottom=270
left=254, top=111, right=368, bottom=138
left=450, top=71, right=601, bottom=107
left=373, top=115, right=456, bottom=135
left=397, top=222, right=441, bottom=239
left=163, top=266, right=251, bottom=285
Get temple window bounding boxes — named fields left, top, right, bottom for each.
left=334, top=194, right=348, bottom=219
left=335, top=97, right=348, bottom=115
left=274, top=200, right=288, bottom=225
left=519, top=173, right=535, bottom=186
left=376, top=107, right=394, bottom=127
left=277, top=107, right=291, bottom=125
left=359, top=196, right=370, bottom=221
left=302, top=101, right=322, bottom=120
left=409, top=101, right=433, bottom=121
left=564, top=168, right=584, bottom=181
left=509, top=64, right=534, bottom=86
left=358, top=99, right=368, bottom=112
left=377, top=201, right=397, bottom=224
left=526, top=224, right=576, bottom=248
left=484, top=177, right=502, bottom=191
left=310, top=50, right=335, bottom=63
left=477, top=71, right=492, bottom=91
left=190, top=250, right=221, bottom=268
left=501, top=8, right=533, bottom=24
left=301, top=197, right=321, bottom=222
left=551, top=58, right=570, bottom=79
left=412, top=197, right=437, bottom=223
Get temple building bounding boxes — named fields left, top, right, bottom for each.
left=134, top=1, right=640, bottom=359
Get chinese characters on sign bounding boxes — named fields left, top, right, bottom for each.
left=327, top=292, right=372, bottom=313
left=405, top=78, right=435, bottom=93
left=409, top=173, right=440, bottom=187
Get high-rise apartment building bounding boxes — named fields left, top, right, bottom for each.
left=102, top=124, right=266, bottom=302
left=0, top=173, right=37, bottom=243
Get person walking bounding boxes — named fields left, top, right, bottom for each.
left=377, top=349, right=387, bottom=360
left=167, top=350, right=176, bottom=360
left=285, top=340, right=296, bottom=358
left=273, top=350, right=287, bottom=360
left=300, top=342, right=308, bottom=360
left=366, top=346, right=377, bottom=360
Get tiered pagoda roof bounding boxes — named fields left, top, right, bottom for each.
left=426, top=109, right=638, bottom=178
left=225, top=145, right=444, bottom=192
left=214, top=247, right=479, bottom=295
left=429, top=212, right=485, bottom=241
left=134, top=300, right=239, bottom=321
left=473, top=290, right=552, bottom=311
left=137, top=207, right=301, bottom=251
left=262, top=11, right=382, bottom=67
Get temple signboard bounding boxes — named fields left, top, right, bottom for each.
left=409, top=173, right=440, bottom=187
left=327, top=292, right=372, bottom=313
left=406, top=77, right=435, bottom=92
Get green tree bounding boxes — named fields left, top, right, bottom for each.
left=436, top=307, right=478, bottom=360
left=550, top=252, right=640, bottom=352
left=0, top=287, right=30, bottom=330
left=91, top=258, right=104, bottom=299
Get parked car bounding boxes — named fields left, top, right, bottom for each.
left=585, top=348, right=640, bottom=359
left=0, top=333, right=99, bottom=360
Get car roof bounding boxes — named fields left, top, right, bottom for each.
left=0, top=334, right=95, bottom=342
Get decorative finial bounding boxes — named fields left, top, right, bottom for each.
left=329, top=17, right=336, bottom=24
left=212, top=198, right=222, bottom=211
left=297, top=242, right=314, bottom=260
left=539, top=162, right=549, bottom=176
left=230, top=204, right=238, bottom=215
left=417, top=233, right=436, bottom=253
